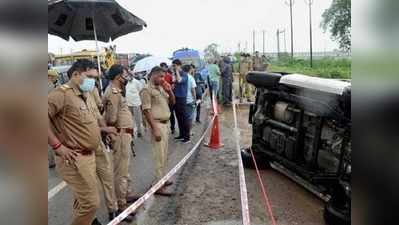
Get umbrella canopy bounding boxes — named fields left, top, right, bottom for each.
left=133, top=56, right=171, bottom=74
left=48, top=0, right=147, bottom=42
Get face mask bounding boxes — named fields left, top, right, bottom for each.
left=79, top=78, right=95, bottom=92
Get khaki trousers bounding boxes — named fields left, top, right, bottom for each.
left=55, top=152, right=99, bottom=225
left=95, top=143, right=117, bottom=213
left=112, top=133, right=132, bottom=208
left=151, top=122, right=170, bottom=181
left=239, top=73, right=254, bottom=100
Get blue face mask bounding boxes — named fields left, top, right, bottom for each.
left=79, top=78, right=95, bottom=92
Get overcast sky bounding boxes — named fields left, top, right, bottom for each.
left=48, top=0, right=339, bottom=58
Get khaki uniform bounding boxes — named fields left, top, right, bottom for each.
left=238, top=58, right=254, bottom=100
left=48, top=81, right=101, bottom=225
left=103, top=84, right=133, bottom=209
left=91, top=87, right=103, bottom=111
left=48, top=81, right=57, bottom=167
left=86, top=91, right=117, bottom=214
left=140, top=83, right=171, bottom=181
left=94, top=142, right=117, bottom=213
left=252, top=56, right=263, bottom=71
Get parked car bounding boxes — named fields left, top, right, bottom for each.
left=242, top=71, right=351, bottom=225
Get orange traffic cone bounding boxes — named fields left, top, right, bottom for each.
left=205, top=114, right=224, bottom=150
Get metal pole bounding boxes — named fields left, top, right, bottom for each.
left=285, top=0, right=294, bottom=59
left=252, top=30, right=255, bottom=54
left=262, top=30, right=265, bottom=55
left=290, top=0, right=294, bottom=59
left=92, top=14, right=103, bottom=94
left=277, top=29, right=280, bottom=59
left=283, top=29, right=287, bottom=53
left=307, top=0, right=314, bottom=67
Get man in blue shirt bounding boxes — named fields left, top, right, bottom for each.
left=172, top=59, right=188, bottom=141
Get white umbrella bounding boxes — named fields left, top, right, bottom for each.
left=133, top=56, right=171, bottom=74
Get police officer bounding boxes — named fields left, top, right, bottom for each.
left=252, top=51, right=263, bottom=71
left=48, top=59, right=117, bottom=225
left=238, top=53, right=253, bottom=102
left=140, top=66, right=176, bottom=196
left=102, top=64, right=135, bottom=222
left=84, top=88, right=119, bottom=222
left=48, top=69, right=59, bottom=168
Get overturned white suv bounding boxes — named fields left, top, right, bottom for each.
left=242, top=72, right=351, bottom=225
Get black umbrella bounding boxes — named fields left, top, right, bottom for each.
left=48, top=0, right=147, bottom=91
left=48, top=0, right=147, bottom=42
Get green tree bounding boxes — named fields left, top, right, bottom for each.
left=321, top=0, right=351, bottom=52
left=204, top=43, right=220, bottom=60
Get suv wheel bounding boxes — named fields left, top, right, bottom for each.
left=324, top=200, right=350, bottom=225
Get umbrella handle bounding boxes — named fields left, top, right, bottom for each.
left=92, top=12, right=104, bottom=95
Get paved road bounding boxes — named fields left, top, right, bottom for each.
left=48, top=104, right=326, bottom=225
left=48, top=110, right=210, bottom=225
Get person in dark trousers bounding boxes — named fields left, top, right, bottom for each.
left=161, top=62, right=176, bottom=134
left=221, top=56, right=233, bottom=105
left=182, top=64, right=197, bottom=143
left=192, top=64, right=205, bottom=123
left=171, top=59, right=188, bottom=141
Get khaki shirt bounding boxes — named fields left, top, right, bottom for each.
left=48, top=81, right=102, bottom=151
left=103, top=84, right=133, bottom=128
left=253, top=56, right=263, bottom=71
left=140, top=83, right=171, bottom=121
left=90, top=87, right=103, bottom=110
left=239, top=58, right=252, bottom=75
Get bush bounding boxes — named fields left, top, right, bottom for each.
left=271, top=57, right=351, bottom=79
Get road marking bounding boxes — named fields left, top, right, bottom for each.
left=232, top=96, right=251, bottom=225
left=48, top=181, right=67, bottom=201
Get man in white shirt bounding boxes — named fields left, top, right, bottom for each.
left=183, top=65, right=197, bottom=143
left=126, top=74, right=145, bottom=137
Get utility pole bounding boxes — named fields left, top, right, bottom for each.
left=252, top=30, right=256, bottom=54
left=238, top=42, right=241, bottom=53
left=277, top=29, right=285, bottom=59
left=285, top=0, right=295, bottom=59
left=283, top=29, right=287, bottom=53
left=305, top=0, right=314, bottom=67
left=277, top=29, right=280, bottom=59
left=262, top=30, right=266, bottom=55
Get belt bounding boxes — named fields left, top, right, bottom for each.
left=117, top=127, right=134, bottom=134
left=155, top=119, right=169, bottom=124
left=63, top=144, right=93, bottom=155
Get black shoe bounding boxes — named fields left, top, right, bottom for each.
left=174, top=136, right=184, bottom=140
left=117, top=210, right=134, bottom=223
left=137, top=133, right=142, bottom=138
left=91, top=218, right=102, bottom=225
left=171, top=129, right=175, bottom=134
left=195, top=120, right=201, bottom=124
left=49, top=163, right=56, bottom=169
left=108, top=212, right=117, bottom=221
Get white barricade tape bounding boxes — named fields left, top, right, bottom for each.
left=232, top=95, right=251, bottom=225
left=107, top=115, right=216, bottom=225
